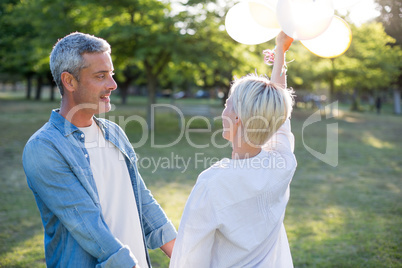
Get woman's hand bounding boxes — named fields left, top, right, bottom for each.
left=276, top=31, right=294, bottom=52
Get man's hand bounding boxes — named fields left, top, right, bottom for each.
left=160, top=238, right=176, bottom=258
left=276, top=31, right=293, bottom=53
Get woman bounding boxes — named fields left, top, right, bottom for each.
left=170, top=32, right=296, bottom=268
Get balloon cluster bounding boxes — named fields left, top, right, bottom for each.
left=225, top=0, right=354, bottom=58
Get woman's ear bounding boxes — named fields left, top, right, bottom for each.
left=235, top=115, right=241, bottom=126
left=60, top=72, right=77, bottom=93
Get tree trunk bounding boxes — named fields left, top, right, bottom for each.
left=48, top=72, right=56, bottom=101
left=351, top=88, right=359, bottom=111
left=145, top=61, right=157, bottom=131
left=328, top=58, right=336, bottom=117
left=26, top=75, right=33, bottom=99
left=50, top=84, right=56, bottom=101
left=120, top=86, right=128, bottom=105
left=394, top=87, right=401, bottom=115
left=35, top=76, right=43, bottom=100
left=221, top=72, right=233, bottom=106
left=146, top=78, right=157, bottom=131
left=119, top=79, right=131, bottom=105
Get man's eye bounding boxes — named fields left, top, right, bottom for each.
left=98, top=75, right=105, bottom=79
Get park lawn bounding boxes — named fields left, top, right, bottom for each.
left=0, top=96, right=400, bottom=267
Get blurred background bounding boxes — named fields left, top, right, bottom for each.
left=0, top=0, right=401, bottom=112
left=0, top=0, right=401, bottom=267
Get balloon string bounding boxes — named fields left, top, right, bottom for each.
left=262, top=48, right=275, bottom=66
left=281, top=59, right=295, bottom=76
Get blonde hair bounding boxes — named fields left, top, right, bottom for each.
left=229, top=73, right=294, bottom=146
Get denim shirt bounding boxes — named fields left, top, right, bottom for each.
left=22, top=110, right=177, bottom=267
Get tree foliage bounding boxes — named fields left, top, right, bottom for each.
left=346, top=22, right=401, bottom=91
left=375, top=0, right=402, bottom=45
left=0, top=0, right=400, bottom=112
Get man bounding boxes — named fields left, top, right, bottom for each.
left=22, top=32, right=176, bottom=267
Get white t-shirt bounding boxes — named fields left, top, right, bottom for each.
left=79, top=121, right=149, bottom=268
left=170, top=119, right=297, bottom=268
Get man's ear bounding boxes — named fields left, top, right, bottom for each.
left=60, top=72, right=77, bottom=93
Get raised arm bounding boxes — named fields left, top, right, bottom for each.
left=264, top=32, right=295, bottom=153
left=270, top=32, right=293, bottom=88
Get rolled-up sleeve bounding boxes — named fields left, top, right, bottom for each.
left=136, top=171, right=177, bottom=249
left=97, top=246, right=137, bottom=268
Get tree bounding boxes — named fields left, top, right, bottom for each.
left=166, top=1, right=272, bottom=105
left=0, top=0, right=38, bottom=98
left=168, top=7, right=240, bottom=98
left=85, top=0, right=181, bottom=129
left=375, top=0, right=402, bottom=45
left=286, top=21, right=401, bottom=113
left=375, top=0, right=402, bottom=114
left=343, top=22, right=401, bottom=111
left=0, top=0, right=98, bottom=100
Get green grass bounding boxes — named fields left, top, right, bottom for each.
left=0, top=93, right=401, bottom=267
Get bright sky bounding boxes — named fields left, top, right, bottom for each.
left=168, top=0, right=381, bottom=26
left=336, top=0, right=381, bottom=26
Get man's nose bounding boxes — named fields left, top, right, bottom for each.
left=108, top=76, right=118, bottom=91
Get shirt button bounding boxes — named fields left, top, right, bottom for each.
left=85, top=154, right=89, bottom=158
left=131, top=157, right=135, bottom=161
left=81, top=134, right=85, bottom=138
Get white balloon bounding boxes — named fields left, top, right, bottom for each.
left=301, top=16, right=352, bottom=58
left=225, top=1, right=281, bottom=45
left=249, top=0, right=280, bottom=29
left=259, top=0, right=279, bottom=6
left=277, top=0, right=334, bottom=40
left=332, top=0, right=362, bottom=10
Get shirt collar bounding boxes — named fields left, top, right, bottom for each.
left=49, top=109, right=106, bottom=137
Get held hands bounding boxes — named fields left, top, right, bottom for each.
left=276, top=31, right=293, bottom=52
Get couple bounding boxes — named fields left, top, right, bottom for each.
left=23, top=32, right=296, bottom=268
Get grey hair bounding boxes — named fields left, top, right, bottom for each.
left=49, top=32, right=111, bottom=95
